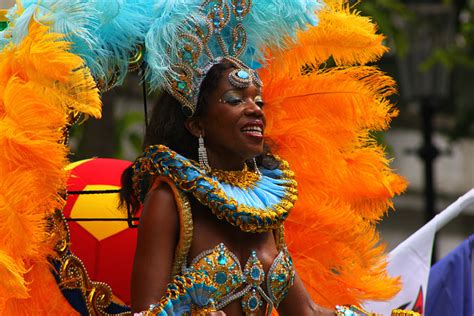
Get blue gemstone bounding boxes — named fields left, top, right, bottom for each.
left=183, top=51, right=193, bottom=62
left=237, top=70, right=249, bottom=79
left=215, top=271, right=227, bottom=284
left=248, top=297, right=258, bottom=310
left=277, top=273, right=286, bottom=282
left=251, top=267, right=260, bottom=280
left=218, top=253, right=227, bottom=265
left=177, top=81, right=186, bottom=90
left=232, top=274, right=240, bottom=284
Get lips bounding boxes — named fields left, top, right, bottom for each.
left=241, top=121, right=264, bottom=137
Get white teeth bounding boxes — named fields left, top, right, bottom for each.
left=241, top=126, right=263, bottom=133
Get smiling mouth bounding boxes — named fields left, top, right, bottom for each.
left=241, top=125, right=263, bottom=137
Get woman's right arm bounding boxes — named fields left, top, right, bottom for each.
left=130, top=182, right=179, bottom=313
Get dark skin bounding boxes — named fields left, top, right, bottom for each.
left=131, top=68, right=335, bottom=315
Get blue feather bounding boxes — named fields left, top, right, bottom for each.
left=1, top=0, right=151, bottom=89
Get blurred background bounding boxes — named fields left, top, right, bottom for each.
left=1, top=0, right=473, bottom=261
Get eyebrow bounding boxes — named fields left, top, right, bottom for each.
left=221, top=88, right=263, bottom=95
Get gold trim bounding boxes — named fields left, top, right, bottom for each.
left=50, top=209, right=131, bottom=316
left=274, top=224, right=286, bottom=252
left=209, top=163, right=260, bottom=189
left=153, top=176, right=194, bottom=277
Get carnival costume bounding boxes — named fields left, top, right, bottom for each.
left=0, top=0, right=408, bottom=315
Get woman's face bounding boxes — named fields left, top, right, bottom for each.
left=198, top=68, right=266, bottom=169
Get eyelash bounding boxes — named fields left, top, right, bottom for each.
left=222, top=98, right=264, bottom=108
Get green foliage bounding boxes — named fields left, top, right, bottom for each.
left=357, top=0, right=414, bottom=56
left=115, top=111, right=145, bottom=159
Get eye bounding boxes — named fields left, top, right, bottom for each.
left=254, top=96, right=265, bottom=108
left=226, top=97, right=244, bottom=106
left=220, top=93, right=244, bottom=106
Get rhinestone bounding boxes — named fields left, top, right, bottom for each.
left=218, top=253, right=227, bottom=265
left=177, top=81, right=186, bottom=90
left=237, top=70, right=249, bottom=79
left=277, top=273, right=286, bottom=282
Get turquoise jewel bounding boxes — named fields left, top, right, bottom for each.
left=251, top=267, right=260, bottom=280
left=218, top=253, right=227, bottom=265
left=248, top=296, right=259, bottom=310
left=183, top=51, right=193, bottom=62
left=177, top=81, right=186, bottom=90
left=277, top=273, right=286, bottom=282
left=215, top=271, right=227, bottom=284
left=236, top=4, right=243, bottom=15
left=232, top=274, right=240, bottom=284
left=237, top=70, right=249, bottom=79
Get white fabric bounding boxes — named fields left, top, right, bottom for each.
left=363, top=189, right=474, bottom=315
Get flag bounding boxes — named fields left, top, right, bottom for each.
left=363, top=190, right=474, bottom=315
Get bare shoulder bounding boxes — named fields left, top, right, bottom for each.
left=131, top=180, right=180, bottom=312
left=140, top=180, right=179, bottom=228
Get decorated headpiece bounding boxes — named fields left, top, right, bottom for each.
left=157, top=1, right=266, bottom=115
left=144, top=0, right=322, bottom=116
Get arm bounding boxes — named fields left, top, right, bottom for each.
left=130, top=182, right=179, bottom=313
left=277, top=273, right=335, bottom=316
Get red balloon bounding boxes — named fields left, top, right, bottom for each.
left=63, top=158, right=138, bottom=305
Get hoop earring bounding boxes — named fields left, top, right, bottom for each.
left=198, top=134, right=210, bottom=170
left=253, top=158, right=261, bottom=176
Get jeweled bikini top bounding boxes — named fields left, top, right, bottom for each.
left=132, top=145, right=298, bottom=233
left=182, top=243, right=295, bottom=315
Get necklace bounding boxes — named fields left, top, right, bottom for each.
left=209, top=164, right=260, bottom=190
left=132, top=145, right=298, bottom=233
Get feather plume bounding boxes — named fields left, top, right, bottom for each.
left=260, top=0, right=407, bottom=308
left=1, top=0, right=151, bottom=90
left=0, top=22, right=100, bottom=313
left=264, top=0, right=388, bottom=79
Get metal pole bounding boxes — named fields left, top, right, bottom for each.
left=419, top=97, right=440, bottom=262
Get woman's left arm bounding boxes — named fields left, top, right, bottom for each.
left=277, top=273, right=335, bottom=316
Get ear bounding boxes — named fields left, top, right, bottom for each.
left=184, top=117, right=204, bottom=137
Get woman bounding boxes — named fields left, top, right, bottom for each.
left=0, top=0, right=407, bottom=314
left=121, top=61, right=336, bottom=315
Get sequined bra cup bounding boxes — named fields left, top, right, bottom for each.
left=182, top=243, right=295, bottom=315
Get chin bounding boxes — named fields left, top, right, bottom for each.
left=243, top=144, right=264, bottom=160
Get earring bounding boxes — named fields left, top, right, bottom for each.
left=253, top=158, right=261, bottom=176
left=198, top=134, right=210, bottom=170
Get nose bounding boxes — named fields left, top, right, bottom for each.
left=244, top=99, right=264, bottom=118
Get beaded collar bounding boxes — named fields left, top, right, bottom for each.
left=132, top=145, right=298, bottom=233
left=209, top=164, right=260, bottom=190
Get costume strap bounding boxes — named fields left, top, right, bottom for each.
left=151, top=177, right=193, bottom=277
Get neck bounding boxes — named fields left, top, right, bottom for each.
left=206, top=149, right=247, bottom=171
